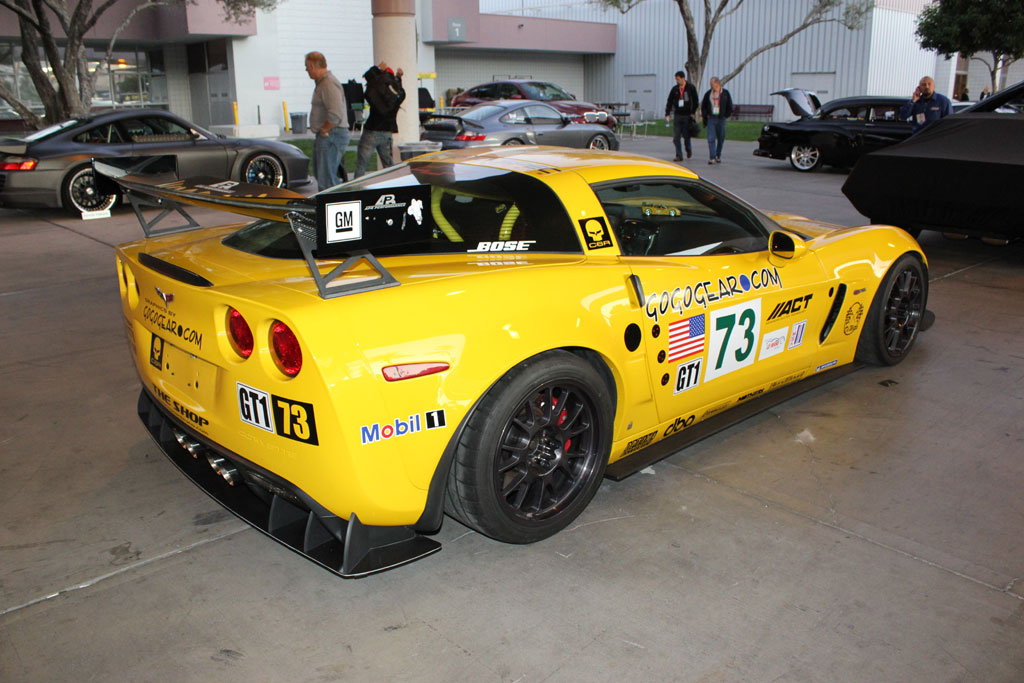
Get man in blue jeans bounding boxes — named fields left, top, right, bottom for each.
left=700, top=77, right=733, bottom=164
left=305, top=51, right=349, bottom=190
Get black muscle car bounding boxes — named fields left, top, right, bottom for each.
left=754, top=90, right=912, bottom=172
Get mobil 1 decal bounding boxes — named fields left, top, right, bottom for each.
left=314, top=185, right=431, bottom=258
left=704, top=298, right=762, bottom=382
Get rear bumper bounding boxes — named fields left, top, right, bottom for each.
left=137, top=388, right=441, bottom=577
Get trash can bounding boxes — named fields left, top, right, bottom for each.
left=398, top=140, right=443, bottom=161
left=290, top=112, right=307, bottom=135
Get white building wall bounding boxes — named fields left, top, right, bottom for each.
left=966, top=56, right=1024, bottom=98
left=231, top=0, right=374, bottom=129
left=866, top=6, right=954, bottom=98
left=164, top=45, right=192, bottom=116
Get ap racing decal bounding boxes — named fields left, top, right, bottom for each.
left=645, top=266, right=781, bottom=322
left=237, top=382, right=319, bottom=445
left=580, top=217, right=613, bottom=250
left=360, top=409, right=447, bottom=445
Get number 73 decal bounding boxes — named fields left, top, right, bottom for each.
left=704, top=299, right=762, bottom=382
left=237, top=382, right=319, bottom=445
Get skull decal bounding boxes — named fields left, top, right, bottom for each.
left=585, top=219, right=606, bottom=243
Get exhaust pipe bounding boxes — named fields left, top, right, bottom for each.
left=205, top=454, right=239, bottom=486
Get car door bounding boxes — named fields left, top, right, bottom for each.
left=124, top=114, right=230, bottom=178
left=497, top=105, right=538, bottom=144
left=861, top=103, right=913, bottom=153
left=594, top=179, right=835, bottom=424
left=816, top=104, right=868, bottom=166
left=522, top=104, right=576, bottom=146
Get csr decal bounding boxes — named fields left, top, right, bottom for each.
left=767, top=294, right=812, bottom=322
left=467, top=240, right=536, bottom=252
left=644, top=267, right=781, bottom=322
left=663, top=414, right=696, bottom=437
left=236, top=382, right=319, bottom=445
left=152, top=383, right=209, bottom=430
left=580, top=217, right=613, bottom=250
left=623, top=431, right=658, bottom=456
left=360, top=409, right=447, bottom=445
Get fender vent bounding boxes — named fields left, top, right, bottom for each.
left=819, top=283, right=847, bottom=343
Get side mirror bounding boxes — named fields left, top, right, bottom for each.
left=768, top=230, right=808, bottom=266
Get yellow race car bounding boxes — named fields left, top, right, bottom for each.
left=108, top=147, right=929, bottom=576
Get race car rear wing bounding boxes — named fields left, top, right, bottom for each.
left=94, top=158, right=430, bottom=299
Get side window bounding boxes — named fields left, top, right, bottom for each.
left=120, top=117, right=156, bottom=139
left=823, top=106, right=866, bottom=121
left=871, top=105, right=899, bottom=122
left=72, top=123, right=125, bottom=144
left=500, top=108, right=528, bottom=125
left=144, top=116, right=191, bottom=135
left=473, top=84, right=497, bottom=99
left=127, top=116, right=195, bottom=142
left=523, top=105, right=563, bottom=125
left=594, top=181, right=769, bottom=256
left=496, top=83, right=519, bottom=99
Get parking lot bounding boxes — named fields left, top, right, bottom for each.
left=2, top=138, right=1022, bottom=681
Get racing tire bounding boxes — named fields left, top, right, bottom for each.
left=445, top=350, right=613, bottom=544
left=242, top=153, right=285, bottom=188
left=855, top=254, right=928, bottom=366
left=501, top=138, right=525, bottom=146
left=788, top=145, right=822, bottom=172
left=62, top=165, right=118, bottom=214
left=587, top=134, right=610, bottom=150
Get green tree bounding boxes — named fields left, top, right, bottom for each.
left=597, top=0, right=873, bottom=90
left=916, top=0, right=1024, bottom=93
left=0, top=0, right=277, bottom=128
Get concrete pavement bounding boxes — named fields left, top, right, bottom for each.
left=1, top=138, right=1022, bottom=681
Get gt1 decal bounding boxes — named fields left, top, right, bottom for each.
left=467, top=240, right=536, bottom=252
left=238, top=382, right=274, bottom=433
left=580, top=217, right=613, bottom=249
left=767, top=294, right=812, bottom=321
left=664, top=414, right=696, bottom=437
left=360, top=409, right=448, bottom=445
left=815, top=360, right=838, bottom=373
left=758, top=327, right=788, bottom=360
left=704, top=299, right=762, bottom=382
left=788, top=320, right=807, bottom=349
left=673, top=358, right=703, bottom=394
left=623, top=431, right=658, bottom=456
left=843, top=302, right=864, bottom=335
left=237, top=382, right=319, bottom=444
left=325, top=200, right=363, bottom=243
left=644, top=267, right=781, bottom=322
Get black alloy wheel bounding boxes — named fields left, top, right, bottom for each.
left=63, top=166, right=118, bottom=214
left=588, top=134, right=610, bottom=150
left=856, top=254, right=928, bottom=365
left=243, top=153, right=285, bottom=187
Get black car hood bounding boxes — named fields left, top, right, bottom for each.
left=771, top=89, right=822, bottom=118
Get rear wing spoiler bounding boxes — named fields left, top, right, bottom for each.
left=95, top=157, right=429, bottom=299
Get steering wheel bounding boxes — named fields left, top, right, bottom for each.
left=618, top=218, right=660, bottom=256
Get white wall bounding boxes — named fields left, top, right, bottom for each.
left=866, top=7, right=952, bottom=98
left=435, top=49, right=585, bottom=105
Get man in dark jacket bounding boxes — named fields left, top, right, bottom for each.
left=665, top=70, right=700, bottom=161
left=355, top=62, right=406, bottom=178
left=700, top=77, right=734, bottom=164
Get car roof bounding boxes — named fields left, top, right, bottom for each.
left=822, top=96, right=905, bottom=109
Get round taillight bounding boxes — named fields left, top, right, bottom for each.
left=270, top=320, right=302, bottom=376
left=227, top=307, right=254, bottom=358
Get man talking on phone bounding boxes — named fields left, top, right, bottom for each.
left=899, top=76, right=952, bottom=134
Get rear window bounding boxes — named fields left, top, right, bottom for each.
left=224, top=162, right=581, bottom=258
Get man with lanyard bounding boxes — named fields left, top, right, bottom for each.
left=665, top=70, right=699, bottom=161
left=700, top=76, right=734, bottom=164
left=898, top=76, right=952, bottom=134
left=305, top=51, right=349, bottom=189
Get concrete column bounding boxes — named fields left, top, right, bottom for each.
left=371, top=0, right=419, bottom=159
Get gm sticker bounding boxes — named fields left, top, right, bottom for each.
left=325, top=200, right=362, bottom=243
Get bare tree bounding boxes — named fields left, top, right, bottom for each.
left=599, top=0, right=873, bottom=89
left=0, top=0, right=277, bottom=128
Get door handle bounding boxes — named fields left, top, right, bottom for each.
left=628, top=274, right=644, bottom=308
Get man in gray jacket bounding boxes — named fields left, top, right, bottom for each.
left=305, top=51, right=349, bottom=189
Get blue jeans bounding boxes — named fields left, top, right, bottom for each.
left=313, top=126, right=351, bottom=190
left=355, top=130, right=395, bottom=178
left=706, top=116, right=726, bottom=159
left=672, top=115, right=693, bottom=158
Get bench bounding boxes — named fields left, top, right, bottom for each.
left=732, top=104, right=774, bottom=121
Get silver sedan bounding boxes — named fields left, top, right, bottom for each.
left=421, top=100, right=620, bottom=151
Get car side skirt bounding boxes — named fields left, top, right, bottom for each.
left=605, top=362, right=863, bottom=480
left=137, top=389, right=441, bottom=577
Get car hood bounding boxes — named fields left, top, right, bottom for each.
left=771, top=89, right=822, bottom=118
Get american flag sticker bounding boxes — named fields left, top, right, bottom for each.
left=789, top=319, right=807, bottom=349
left=668, top=314, right=706, bottom=363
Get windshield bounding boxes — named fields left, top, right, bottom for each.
left=224, top=162, right=581, bottom=258
left=521, top=82, right=573, bottom=101
left=23, top=119, right=84, bottom=141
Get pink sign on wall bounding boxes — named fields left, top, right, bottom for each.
left=264, top=77, right=280, bottom=90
